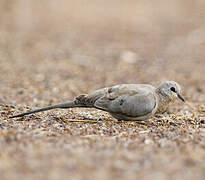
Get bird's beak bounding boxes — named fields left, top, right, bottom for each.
left=177, top=93, right=185, bottom=102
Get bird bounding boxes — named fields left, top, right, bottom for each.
left=10, top=81, right=185, bottom=121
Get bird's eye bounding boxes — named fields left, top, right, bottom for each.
left=170, top=87, right=176, bottom=92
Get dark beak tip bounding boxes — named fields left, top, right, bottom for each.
left=177, top=93, right=185, bottom=102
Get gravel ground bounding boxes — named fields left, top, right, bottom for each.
left=0, top=1, right=205, bottom=180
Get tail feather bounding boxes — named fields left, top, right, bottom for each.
left=10, top=101, right=76, bottom=118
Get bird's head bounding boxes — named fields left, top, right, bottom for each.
left=157, top=81, right=185, bottom=103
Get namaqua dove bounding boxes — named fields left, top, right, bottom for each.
left=10, top=81, right=185, bottom=121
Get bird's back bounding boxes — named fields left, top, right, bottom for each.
left=75, top=84, right=158, bottom=120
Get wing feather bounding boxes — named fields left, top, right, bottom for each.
left=94, top=84, right=157, bottom=117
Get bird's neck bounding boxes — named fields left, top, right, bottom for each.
left=155, top=88, right=172, bottom=114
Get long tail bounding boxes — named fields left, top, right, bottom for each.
left=10, top=101, right=76, bottom=118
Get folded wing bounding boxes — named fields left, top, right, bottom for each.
left=94, top=84, right=157, bottom=117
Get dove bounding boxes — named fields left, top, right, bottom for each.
left=10, top=81, right=185, bottom=121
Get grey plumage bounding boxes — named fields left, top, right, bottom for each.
left=10, top=81, right=185, bottom=121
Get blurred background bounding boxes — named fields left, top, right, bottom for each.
left=1, top=1, right=205, bottom=86
left=0, top=1, right=205, bottom=180
left=1, top=0, right=205, bottom=106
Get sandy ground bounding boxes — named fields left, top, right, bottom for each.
left=0, top=1, right=205, bottom=180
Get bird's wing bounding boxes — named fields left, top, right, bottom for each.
left=94, top=84, right=157, bottom=117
